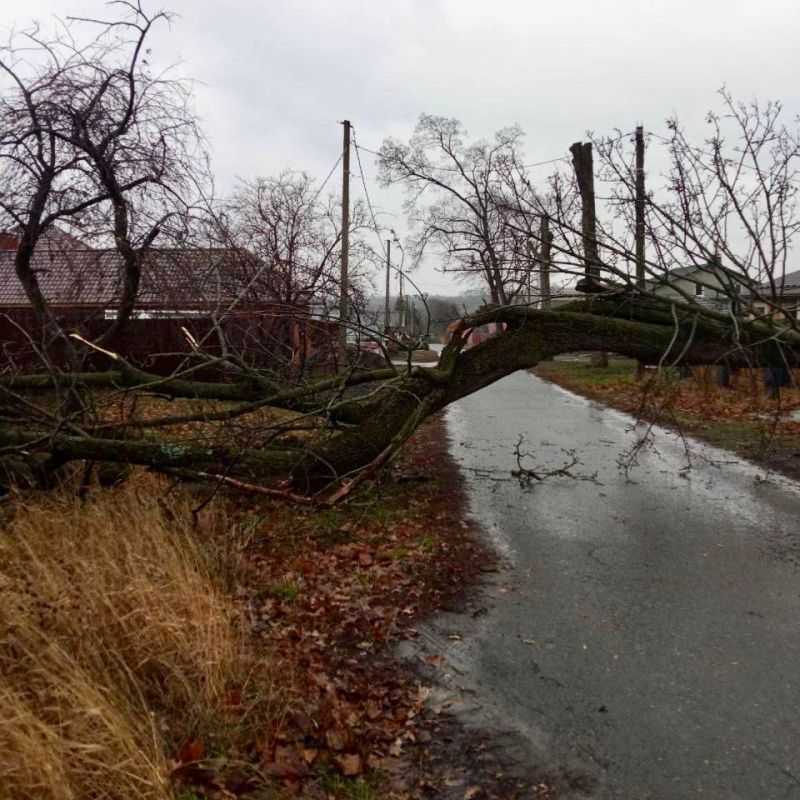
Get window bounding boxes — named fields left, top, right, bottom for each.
left=103, top=308, right=208, bottom=320
left=694, top=282, right=704, bottom=297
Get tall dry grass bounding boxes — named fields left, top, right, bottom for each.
left=0, top=476, right=275, bottom=800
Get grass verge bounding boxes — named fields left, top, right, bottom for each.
left=0, top=414, right=491, bottom=799
left=0, top=475, right=282, bottom=800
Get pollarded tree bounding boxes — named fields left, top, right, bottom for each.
left=514, top=91, right=800, bottom=329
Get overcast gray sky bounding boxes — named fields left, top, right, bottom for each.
left=5, top=0, right=800, bottom=293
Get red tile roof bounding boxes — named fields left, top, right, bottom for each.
left=0, top=246, right=268, bottom=309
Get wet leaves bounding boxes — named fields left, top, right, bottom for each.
left=334, top=753, right=364, bottom=776
left=227, top=419, right=491, bottom=796
left=178, top=738, right=205, bottom=764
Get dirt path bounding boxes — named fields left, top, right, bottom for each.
left=236, top=413, right=521, bottom=798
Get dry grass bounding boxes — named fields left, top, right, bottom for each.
left=0, top=476, right=279, bottom=800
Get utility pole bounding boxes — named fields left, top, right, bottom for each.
left=537, top=213, right=554, bottom=360
left=526, top=263, right=532, bottom=306
left=384, top=239, right=391, bottom=334
left=635, top=125, right=647, bottom=379
left=538, top=214, right=553, bottom=309
left=398, top=271, right=404, bottom=330
left=635, top=125, right=646, bottom=290
left=339, top=120, right=351, bottom=354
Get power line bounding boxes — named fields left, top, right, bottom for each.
left=524, top=155, right=569, bottom=168
left=309, top=151, right=343, bottom=205
left=352, top=127, right=433, bottom=311
left=352, top=129, right=388, bottom=256
left=354, top=130, right=637, bottom=172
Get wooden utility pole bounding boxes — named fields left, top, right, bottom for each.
left=384, top=239, right=391, bottom=333
left=570, top=140, right=607, bottom=366
left=339, top=120, right=351, bottom=353
left=635, top=126, right=646, bottom=290
left=538, top=214, right=553, bottom=309
left=538, top=214, right=554, bottom=360
left=569, top=141, right=601, bottom=292
left=398, top=271, right=404, bottom=330
left=635, top=125, right=647, bottom=379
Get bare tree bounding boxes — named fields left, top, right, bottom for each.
left=221, top=171, right=374, bottom=318
left=0, top=2, right=205, bottom=355
left=518, top=91, right=800, bottom=325
left=378, top=116, right=537, bottom=305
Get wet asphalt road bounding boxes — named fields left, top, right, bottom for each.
left=415, top=372, right=800, bottom=799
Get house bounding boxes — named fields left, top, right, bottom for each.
left=749, top=269, right=800, bottom=321
left=646, top=259, right=749, bottom=313
left=0, top=230, right=332, bottom=372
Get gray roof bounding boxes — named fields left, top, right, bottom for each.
left=760, top=269, right=800, bottom=293
left=661, top=265, right=705, bottom=279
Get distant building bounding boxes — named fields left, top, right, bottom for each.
left=749, top=269, right=800, bottom=321
left=645, top=259, right=749, bottom=313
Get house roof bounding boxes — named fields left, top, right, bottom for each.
left=659, top=264, right=704, bottom=280
left=759, top=269, right=800, bottom=293
left=0, top=246, right=268, bottom=309
left=650, top=260, right=751, bottom=285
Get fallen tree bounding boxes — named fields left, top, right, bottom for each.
left=1, top=13, right=797, bottom=499
left=2, top=293, right=798, bottom=499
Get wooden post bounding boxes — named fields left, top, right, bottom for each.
left=570, top=140, right=607, bottom=366
left=539, top=214, right=554, bottom=360
left=384, top=238, right=391, bottom=334
left=398, top=271, right=404, bottom=330
left=526, top=257, right=532, bottom=305
left=635, top=126, right=646, bottom=290
left=339, top=120, right=351, bottom=354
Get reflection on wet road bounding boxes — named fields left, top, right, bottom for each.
left=425, top=372, right=800, bottom=799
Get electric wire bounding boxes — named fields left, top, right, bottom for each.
left=309, top=151, right=343, bottom=205
left=351, top=128, right=388, bottom=257
left=352, top=128, right=433, bottom=312
left=352, top=130, right=637, bottom=174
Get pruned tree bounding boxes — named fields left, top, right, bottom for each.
left=517, top=91, right=800, bottom=327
